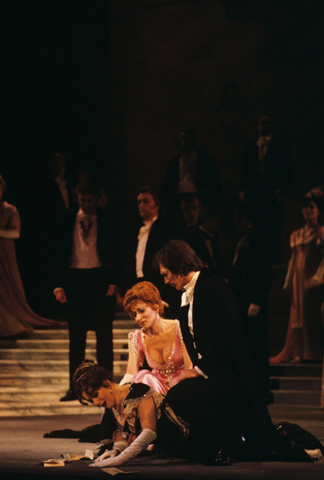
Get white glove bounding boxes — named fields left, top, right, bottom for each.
left=247, top=303, right=261, bottom=318
left=95, top=449, right=118, bottom=462
left=94, top=440, right=128, bottom=463
left=310, top=277, right=320, bottom=287
left=119, top=374, right=134, bottom=385
left=90, top=429, right=157, bottom=467
left=0, top=228, right=19, bottom=239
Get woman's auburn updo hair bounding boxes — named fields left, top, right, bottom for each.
left=123, top=281, right=162, bottom=316
left=72, top=359, right=112, bottom=405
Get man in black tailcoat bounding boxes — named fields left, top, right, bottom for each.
left=240, top=115, right=292, bottom=264
left=123, top=186, right=180, bottom=316
left=54, top=178, right=121, bottom=401
left=160, top=128, right=222, bottom=226
left=228, top=201, right=273, bottom=404
left=153, top=240, right=308, bottom=464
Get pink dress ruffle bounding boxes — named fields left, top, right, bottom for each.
left=129, top=320, right=186, bottom=395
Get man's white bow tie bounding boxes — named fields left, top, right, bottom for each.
left=78, top=212, right=97, bottom=222
left=181, top=287, right=194, bottom=307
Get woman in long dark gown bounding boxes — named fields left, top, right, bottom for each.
left=0, top=175, right=58, bottom=337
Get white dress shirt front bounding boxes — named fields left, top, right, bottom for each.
left=69, top=209, right=102, bottom=269
left=135, top=216, right=157, bottom=278
left=181, top=271, right=208, bottom=378
left=177, top=151, right=199, bottom=194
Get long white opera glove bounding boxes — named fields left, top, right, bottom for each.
left=247, top=303, right=261, bottom=318
left=94, top=440, right=128, bottom=463
left=0, top=228, right=19, bottom=239
left=119, top=373, right=134, bottom=385
left=311, top=257, right=324, bottom=286
left=90, top=429, right=157, bottom=468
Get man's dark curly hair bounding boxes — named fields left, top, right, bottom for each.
left=153, top=239, right=206, bottom=276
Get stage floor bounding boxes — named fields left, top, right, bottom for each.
left=1, top=404, right=324, bottom=480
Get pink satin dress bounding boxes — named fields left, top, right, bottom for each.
left=129, top=320, right=186, bottom=395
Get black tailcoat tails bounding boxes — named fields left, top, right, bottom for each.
left=166, top=269, right=276, bottom=460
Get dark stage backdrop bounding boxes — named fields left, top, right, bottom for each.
left=1, top=0, right=324, bottom=348
left=109, top=0, right=324, bottom=259
left=1, top=0, right=112, bottom=206
left=2, top=0, right=324, bottom=226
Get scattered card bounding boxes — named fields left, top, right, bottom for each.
left=102, top=468, right=140, bottom=476
left=43, top=458, right=65, bottom=467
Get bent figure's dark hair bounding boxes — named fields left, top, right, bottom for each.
left=75, top=177, right=101, bottom=197
left=72, top=359, right=112, bottom=405
left=153, top=239, right=206, bottom=276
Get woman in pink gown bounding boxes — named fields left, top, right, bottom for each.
left=122, top=281, right=192, bottom=394
left=0, top=175, right=58, bottom=337
left=270, top=189, right=324, bottom=364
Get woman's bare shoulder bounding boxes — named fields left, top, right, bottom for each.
left=161, top=318, right=179, bottom=333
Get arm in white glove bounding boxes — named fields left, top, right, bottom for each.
left=119, top=373, right=134, bottom=385
left=247, top=303, right=261, bottom=318
left=310, top=257, right=324, bottom=286
left=90, top=429, right=157, bottom=467
left=0, top=208, right=20, bottom=239
left=94, top=440, right=128, bottom=463
left=0, top=228, right=20, bottom=239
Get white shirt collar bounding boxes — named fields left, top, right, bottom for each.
left=142, top=215, right=158, bottom=227
left=181, top=271, right=200, bottom=307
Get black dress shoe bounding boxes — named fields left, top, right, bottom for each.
left=272, top=430, right=313, bottom=462
left=60, top=389, right=78, bottom=402
left=205, top=448, right=232, bottom=466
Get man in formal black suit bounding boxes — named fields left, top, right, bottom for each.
left=160, top=128, right=222, bottom=224
left=179, top=196, right=224, bottom=277
left=152, top=240, right=280, bottom=463
left=123, top=186, right=180, bottom=316
left=228, top=201, right=273, bottom=404
left=240, top=115, right=292, bottom=264
left=54, top=178, right=121, bottom=401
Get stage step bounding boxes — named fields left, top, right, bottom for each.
left=0, top=316, right=138, bottom=416
left=0, top=338, right=129, bottom=350
left=0, top=400, right=101, bottom=417
left=270, top=363, right=323, bottom=407
left=4, top=317, right=322, bottom=414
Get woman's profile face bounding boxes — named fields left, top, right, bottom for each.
left=82, top=383, right=115, bottom=409
left=302, top=200, right=319, bottom=222
left=130, top=301, right=158, bottom=329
